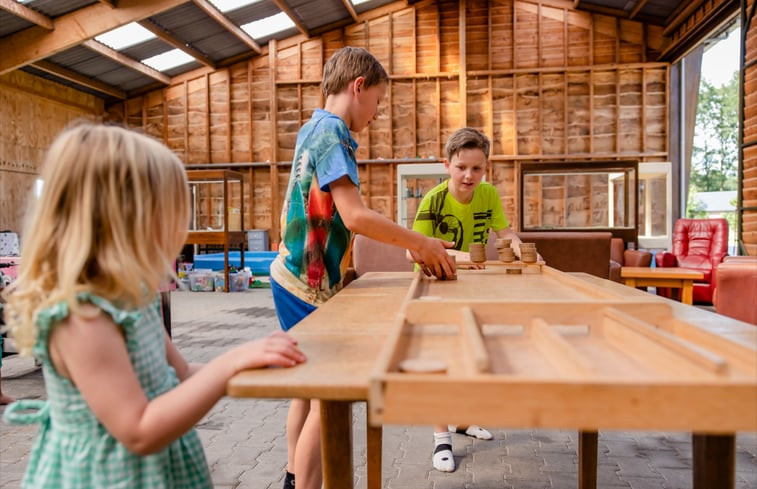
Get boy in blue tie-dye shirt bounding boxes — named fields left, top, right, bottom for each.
left=270, top=46, right=456, bottom=489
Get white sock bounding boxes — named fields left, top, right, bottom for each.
left=448, top=424, right=493, bottom=440
left=432, top=431, right=455, bottom=472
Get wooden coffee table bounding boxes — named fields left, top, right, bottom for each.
left=621, top=266, right=704, bottom=305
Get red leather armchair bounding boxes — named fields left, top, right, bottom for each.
left=655, top=218, right=728, bottom=304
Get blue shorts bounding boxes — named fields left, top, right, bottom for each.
left=270, top=277, right=317, bottom=332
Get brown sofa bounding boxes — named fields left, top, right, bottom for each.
left=608, top=238, right=653, bottom=283
left=349, top=231, right=619, bottom=281
left=713, top=256, right=757, bottom=325
left=485, top=231, right=614, bottom=279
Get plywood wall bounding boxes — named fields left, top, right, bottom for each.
left=0, top=70, right=104, bottom=233
left=106, top=0, right=670, bottom=245
left=742, top=0, right=757, bottom=255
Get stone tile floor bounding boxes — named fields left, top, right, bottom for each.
left=1, top=289, right=755, bottom=488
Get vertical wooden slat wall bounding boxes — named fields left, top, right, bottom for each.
left=106, top=0, right=670, bottom=246
left=0, top=70, right=104, bottom=231
left=742, top=0, right=757, bottom=254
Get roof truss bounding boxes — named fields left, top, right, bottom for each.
left=0, top=0, right=189, bottom=75
left=82, top=39, right=171, bottom=84
left=0, top=0, right=53, bottom=29
left=191, top=0, right=261, bottom=54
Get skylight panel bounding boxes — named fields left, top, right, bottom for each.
left=95, top=23, right=156, bottom=50
left=351, top=0, right=372, bottom=5
left=209, top=0, right=261, bottom=12
left=241, top=12, right=295, bottom=40
left=141, top=49, right=195, bottom=72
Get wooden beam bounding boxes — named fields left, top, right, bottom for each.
left=191, top=0, right=261, bottom=54
left=31, top=59, right=127, bottom=99
left=271, top=0, right=310, bottom=37
left=629, top=0, right=648, bottom=20
left=664, top=0, right=706, bottom=36
left=137, top=19, right=216, bottom=68
left=82, top=39, right=171, bottom=84
left=0, top=0, right=189, bottom=76
left=97, top=0, right=117, bottom=6
left=0, top=0, right=53, bottom=29
left=340, top=0, right=359, bottom=23
left=576, top=2, right=666, bottom=26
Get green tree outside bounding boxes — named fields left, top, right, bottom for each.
left=691, top=72, right=738, bottom=192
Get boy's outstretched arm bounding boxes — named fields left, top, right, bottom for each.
left=329, top=176, right=455, bottom=278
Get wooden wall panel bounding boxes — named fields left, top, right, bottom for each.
left=515, top=1, right=539, bottom=68
left=251, top=57, right=271, bottom=163
left=229, top=63, right=250, bottom=162
left=567, top=71, right=591, bottom=153
left=743, top=0, right=757, bottom=255
left=541, top=73, right=565, bottom=154
left=540, top=5, right=566, bottom=68
left=466, top=0, right=490, bottom=71
left=492, top=76, right=515, bottom=155
left=490, top=0, right=514, bottom=69
left=0, top=70, right=103, bottom=232
left=100, top=0, right=671, bottom=246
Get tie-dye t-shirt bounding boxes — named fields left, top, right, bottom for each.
left=270, top=109, right=359, bottom=305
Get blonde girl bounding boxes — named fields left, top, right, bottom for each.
left=2, top=123, right=305, bottom=488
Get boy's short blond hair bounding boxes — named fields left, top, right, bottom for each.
left=445, top=127, right=490, bottom=161
left=322, top=46, right=389, bottom=96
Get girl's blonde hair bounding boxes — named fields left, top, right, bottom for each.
left=3, top=123, right=190, bottom=355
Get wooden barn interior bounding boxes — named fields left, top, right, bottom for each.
left=1, top=0, right=755, bottom=256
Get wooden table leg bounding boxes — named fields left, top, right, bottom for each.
left=692, top=433, right=735, bottom=489
left=366, top=416, right=382, bottom=489
left=578, top=430, right=598, bottom=489
left=681, top=279, right=694, bottom=305
left=320, top=401, right=353, bottom=489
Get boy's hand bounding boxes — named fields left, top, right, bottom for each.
left=411, top=237, right=456, bottom=278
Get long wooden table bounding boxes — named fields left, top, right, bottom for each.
left=227, top=267, right=757, bottom=489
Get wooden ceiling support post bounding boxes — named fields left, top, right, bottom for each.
left=270, top=39, right=280, bottom=246
left=459, top=0, right=467, bottom=127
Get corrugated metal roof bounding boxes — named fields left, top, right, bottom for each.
left=120, top=38, right=176, bottom=64
left=1, top=0, right=689, bottom=101
left=151, top=2, right=250, bottom=62
left=353, top=0, right=399, bottom=15
left=223, top=0, right=282, bottom=25
left=292, top=0, right=352, bottom=31
left=22, top=0, right=96, bottom=19
left=0, top=12, right=34, bottom=37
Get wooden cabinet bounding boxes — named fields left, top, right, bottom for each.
left=185, top=169, right=245, bottom=292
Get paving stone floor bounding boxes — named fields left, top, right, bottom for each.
left=1, top=289, right=755, bottom=488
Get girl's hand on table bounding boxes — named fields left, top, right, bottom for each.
left=228, top=331, right=306, bottom=372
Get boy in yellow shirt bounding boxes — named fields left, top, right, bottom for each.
left=411, top=127, right=524, bottom=472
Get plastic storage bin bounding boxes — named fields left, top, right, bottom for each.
left=214, top=271, right=249, bottom=292
left=247, top=230, right=270, bottom=251
left=188, top=269, right=215, bottom=291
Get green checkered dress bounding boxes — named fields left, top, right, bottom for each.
left=3, top=293, right=212, bottom=488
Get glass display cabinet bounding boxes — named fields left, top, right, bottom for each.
left=396, top=162, right=448, bottom=228
left=186, top=169, right=245, bottom=292
left=519, top=161, right=640, bottom=246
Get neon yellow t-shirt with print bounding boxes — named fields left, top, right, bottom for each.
left=412, top=180, right=508, bottom=251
